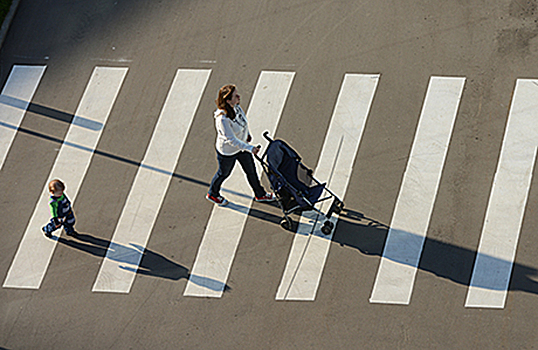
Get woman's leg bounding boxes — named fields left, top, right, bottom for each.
left=208, top=152, right=236, bottom=197
left=236, top=151, right=266, bottom=198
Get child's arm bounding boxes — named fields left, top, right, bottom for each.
left=49, top=200, right=61, bottom=227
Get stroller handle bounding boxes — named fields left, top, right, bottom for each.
left=263, top=131, right=273, bottom=142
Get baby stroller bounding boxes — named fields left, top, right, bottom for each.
left=256, top=132, right=344, bottom=235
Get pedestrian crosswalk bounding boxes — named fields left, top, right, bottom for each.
left=1, top=65, right=535, bottom=309
left=0, top=65, right=46, bottom=171
left=465, top=79, right=538, bottom=309
left=276, top=73, right=379, bottom=301
left=93, top=69, right=211, bottom=293
left=3, top=66, right=128, bottom=289
left=184, top=71, right=295, bottom=297
left=370, top=76, right=465, bottom=305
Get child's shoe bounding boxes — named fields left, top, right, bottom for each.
left=42, top=226, right=52, bottom=238
left=66, top=230, right=78, bottom=237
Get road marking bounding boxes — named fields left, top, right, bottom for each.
left=275, top=74, right=380, bottom=301
left=0, top=65, right=46, bottom=170
left=184, top=71, right=295, bottom=297
left=92, top=69, right=211, bottom=293
left=465, top=79, right=538, bottom=308
left=369, top=76, right=465, bottom=304
left=3, top=67, right=128, bottom=289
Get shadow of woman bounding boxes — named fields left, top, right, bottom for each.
left=58, top=233, right=231, bottom=292
left=333, top=208, right=538, bottom=296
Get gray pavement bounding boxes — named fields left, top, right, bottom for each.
left=1, top=0, right=538, bottom=348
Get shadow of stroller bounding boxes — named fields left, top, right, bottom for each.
left=58, top=233, right=231, bottom=292
left=334, top=209, right=538, bottom=297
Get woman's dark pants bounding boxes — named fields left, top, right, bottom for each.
left=209, top=151, right=265, bottom=198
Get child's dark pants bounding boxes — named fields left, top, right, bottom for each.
left=43, top=211, right=76, bottom=235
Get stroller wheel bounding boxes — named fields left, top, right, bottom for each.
left=321, top=221, right=334, bottom=235
left=332, top=201, right=344, bottom=215
left=335, top=202, right=344, bottom=215
left=280, top=218, right=292, bottom=231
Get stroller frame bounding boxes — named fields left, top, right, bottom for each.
left=255, top=132, right=344, bottom=235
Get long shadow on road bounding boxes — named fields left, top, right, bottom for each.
left=333, top=209, right=538, bottom=296
left=58, top=233, right=230, bottom=292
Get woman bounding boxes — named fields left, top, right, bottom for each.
left=206, top=84, right=275, bottom=206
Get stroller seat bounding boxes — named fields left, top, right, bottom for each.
left=257, top=133, right=344, bottom=234
left=266, top=140, right=326, bottom=210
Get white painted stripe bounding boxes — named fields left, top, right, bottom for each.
left=184, top=71, right=295, bottom=297
left=92, top=69, right=211, bottom=293
left=465, top=79, right=538, bottom=308
left=0, top=65, right=46, bottom=170
left=369, top=76, right=465, bottom=304
left=276, top=74, right=380, bottom=301
left=3, top=67, right=128, bottom=289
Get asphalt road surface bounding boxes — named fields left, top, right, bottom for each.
left=1, top=0, right=538, bottom=348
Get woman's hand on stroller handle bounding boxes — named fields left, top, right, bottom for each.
left=252, top=145, right=261, bottom=155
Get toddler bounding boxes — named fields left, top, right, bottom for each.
left=42, top=179, right=77, bottom=238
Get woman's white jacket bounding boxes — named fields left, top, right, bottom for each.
left=214, top=105, right=255, bottom=156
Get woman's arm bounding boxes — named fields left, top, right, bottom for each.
left=217, top=116, right=255, bottom=153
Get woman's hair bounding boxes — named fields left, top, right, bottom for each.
left=215, top=84, right=236, bottom=120
left=48, top=179, right=65, bottom=193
